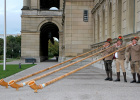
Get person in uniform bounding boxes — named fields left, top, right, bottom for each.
left=126, top=36, right=140, bottom=83
left=102, top=38, right=115, bottom=81
left=114, top=36, right=127, bottom=82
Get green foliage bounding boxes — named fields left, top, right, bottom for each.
left=48, top=39, right=59, bottom=57
left=0, top=64, right=36, bottom=79
left=7, top=35, right=21, bottom=58
left=0, top=35, right=21, bottom=59
left=0, top=38, right=3, bottom=56
left=0, top=35, right=59, bottom=59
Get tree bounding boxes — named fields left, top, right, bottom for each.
left=0, top=38, right=3, bottom=59
left=6, top=35, right=21, bottom=58
left=48, top=39, right=59, bottom=57
left=0, top=35, right=21, bottom=59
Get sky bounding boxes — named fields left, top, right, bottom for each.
left=0, top=0, right=22, bottom=34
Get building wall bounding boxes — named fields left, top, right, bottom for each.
left=64, top=0, right=94, bottom=57
left=92, top=0, right=140, bottom=44
left=21, top=0, right=63, bottom=62
left=91, top=0, right=140, bottom=77
left=91, top=0, right=140, bottom=45
left=21, top=0, right=140, bottom=63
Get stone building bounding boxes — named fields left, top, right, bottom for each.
left=21, top=0, right=140, bottom=63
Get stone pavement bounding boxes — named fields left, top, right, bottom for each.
left=0, top=61, right=140, bottom=100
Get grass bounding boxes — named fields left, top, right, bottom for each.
left=0, top=64, right=36, bottom=79
left=0, top=58, right=19, bottom=63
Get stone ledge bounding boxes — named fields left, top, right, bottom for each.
left=90, top=32, right=140, bottom=48
left=22, top=10, right=63, bottom=16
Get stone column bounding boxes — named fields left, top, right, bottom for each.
left=22, top=0, right=30, bottom=10
left=58, top=31, right=65, bottom=62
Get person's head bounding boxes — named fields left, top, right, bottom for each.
left=132, top=39, right=138, bottom=45
left=117, top=40, right=123, bottom=46
left=105, top=38, right=112, bottom=47
left=104, top=41, right=110, bottom=47
left=131, top=37, right=139, bottom=45
left=117, top=36, right=123, bottom=46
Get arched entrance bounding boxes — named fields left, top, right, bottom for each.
left=40, top=22, right=59, bottom=62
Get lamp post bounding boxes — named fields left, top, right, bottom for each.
left=3, top=0, right=7, bottom=71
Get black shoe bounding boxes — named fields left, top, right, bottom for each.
left=105, top=77, right=109, bottom=80
left=114, top=79, right=120, bottom=82
left=105, top=71, right=109, bottom=80
left=123, top=72, right=127, bottom=82
left=136, top=73, right=140, bottom=83
left=124, top=80, right=127, bottom=82
left=109, top=71, right=113, bottom=81
left=130, top=80, right=136, bottom=83
left=130, top=73, right=136, bottom=83
left=114, top=72, right=120, bottom=82
left=109, top=78, right=113, bottom=81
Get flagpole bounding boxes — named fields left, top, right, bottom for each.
left=3, top=0, right=6, bottom=71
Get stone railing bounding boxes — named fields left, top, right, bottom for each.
left=22, top=10, right=63, bottom=16
left=91, top=32, right=140, bottom=49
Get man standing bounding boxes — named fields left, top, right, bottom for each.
left=114, top=36, right=127, bottom=82
left=126, top=36, right=140, bottom=83
left=102, top=38, right=115, bottom=81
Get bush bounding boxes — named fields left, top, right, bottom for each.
left=0, top=55, right=3, bottom=60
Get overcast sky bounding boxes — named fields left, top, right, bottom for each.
left=0, top=0, right=22, bottom=34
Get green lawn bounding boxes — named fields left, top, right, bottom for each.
left=0, top=64, right=36, bottom=79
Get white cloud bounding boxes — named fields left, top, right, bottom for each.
left=0, top=0, right=23, bottom=34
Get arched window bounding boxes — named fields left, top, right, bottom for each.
left=40, top=0, right=60, bottom=10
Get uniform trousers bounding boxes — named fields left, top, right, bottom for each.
left=115, top=59, right=126, bottom=72
left=104, top=60, right=112, bottom=72
left=130, top=61, right=140, bottom=74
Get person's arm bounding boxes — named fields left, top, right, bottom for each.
left=131, top=45, right=140, bottom=51
left=106, top=46, right=115, bottom=53
left=119, top=45, right=126, bottom=53
left=126, top=45, right=131, bottom=52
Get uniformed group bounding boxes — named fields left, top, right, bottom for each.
left=102, top=36, right=140, bottom=83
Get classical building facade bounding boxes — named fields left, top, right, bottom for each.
left=21, top=0, right=140, bottom=62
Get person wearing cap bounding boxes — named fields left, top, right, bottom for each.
left=102, top=38, right=115, bottom=81
left=126, top=36, right=140, bottom=83
left=114, top=36, right=127, bottom=82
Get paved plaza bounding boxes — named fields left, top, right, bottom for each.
left=0, top=61, right=140, bottom=100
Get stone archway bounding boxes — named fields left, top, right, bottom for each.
left=40, top=22, right=59, bottom=62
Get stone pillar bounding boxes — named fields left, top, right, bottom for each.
left=22, top=0, right=30, bottom=10
left=58, top=31, right=65, bottom=62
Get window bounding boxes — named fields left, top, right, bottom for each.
left=83, top=10, right=88, bottom=22
left=40, top=0, right=60, bottom=10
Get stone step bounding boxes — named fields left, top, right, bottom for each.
left=83, top=49, right=92, bottom=53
